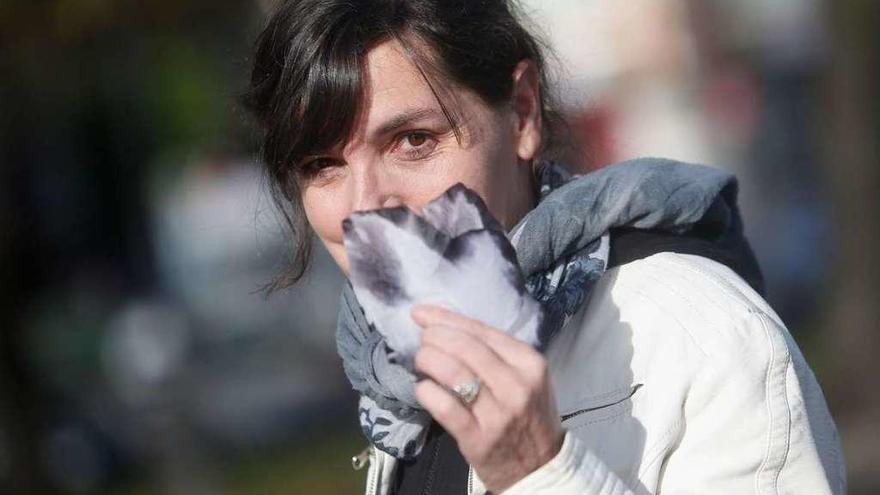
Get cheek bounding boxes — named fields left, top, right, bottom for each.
left=302, top=190, right=347, bottom=245
left=302, top=190, right=352, bottom=274
left=449, top=123, right=521, bottom=217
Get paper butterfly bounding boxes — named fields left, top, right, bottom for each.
left=342, top=183, right=543, bottom=370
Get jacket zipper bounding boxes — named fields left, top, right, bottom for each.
left=352, top=445, right=372, bottom=471
left=352, top=444, right=380, bottom=495
left=367, top=460, right=379, bottom=495
left=560, top=383, right=642, bottom=422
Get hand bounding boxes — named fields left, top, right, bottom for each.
left=411, top=304, right=565, bottom=494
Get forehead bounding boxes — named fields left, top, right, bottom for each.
left=366, top=41, right=432, bottom=102
left=358, top=41, right=446, bottom=128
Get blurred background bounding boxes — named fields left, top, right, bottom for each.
left=0, top=0, right=876, bottom=493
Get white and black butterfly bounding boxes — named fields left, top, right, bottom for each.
left=342, top=183, right=543, bottom=370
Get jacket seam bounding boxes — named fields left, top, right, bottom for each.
left=638, top=269, right=731, bottom=336
left=655, top=253, right=755, bottom=314
left=755, top=311, right=792, bottom=495
left=633, top=250, right=800, bottom=487
left=618, top=253, right=768, bottom=355
left=638, top=255, right=750, bottom=333
left=615, top=278, right=710, bottom=358
left=617, top=255, right=797, bottom=493
left=630, top=416, right=685, bottom=487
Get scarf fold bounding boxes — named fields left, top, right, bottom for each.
left=336, top=157, right=743, bottom=459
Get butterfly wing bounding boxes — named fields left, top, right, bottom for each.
left=420, top=183, right=505, bottom=237
left=343, top=184, right=543, bottom=371
left=343, top=206, right=448, bottom=366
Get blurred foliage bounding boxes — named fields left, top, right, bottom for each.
left=0, top=0, right=261, bottom=158
left=1, top=0, right=878, bottom=493
left=106, top=430, right=365, bottom=495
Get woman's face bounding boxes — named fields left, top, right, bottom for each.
left=299, top=40, right=542, bottom=275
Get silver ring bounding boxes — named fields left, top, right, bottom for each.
left=452, top=378, right=481, bottom=405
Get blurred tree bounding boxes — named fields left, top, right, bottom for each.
left=1, top=81, right=54, bottom=495
left=822, top=0, right=880, bottom=492
left=1, top=0, right=258, bottom=492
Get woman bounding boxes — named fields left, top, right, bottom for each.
left=242, top=1, right=846, bottom=494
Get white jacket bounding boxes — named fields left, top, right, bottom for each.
left=360, top=252, right=847, bottom=494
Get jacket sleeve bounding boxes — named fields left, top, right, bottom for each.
left=655, top=308, right=847, bottom=494
left=499, top=429, right=634, bottom=495
left=501, top=309, right=846, bottom=495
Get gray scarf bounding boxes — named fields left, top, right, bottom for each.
left=336, top=157, right=741, bottom=459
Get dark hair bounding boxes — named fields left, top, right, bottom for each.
left=241, top=0, right=562, bottom=293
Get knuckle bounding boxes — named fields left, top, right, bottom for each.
left=461, top=420, right=481, bottom=440
left=420, top=325, right=436, bottom=340
left=509, top=390, right=531, bottom=414
left=523, top=353, right=548, bottom=383
left=527, top=350, right=547, bottom=372
left=482, top=411, right=508, bottom=435
left=414, top=346, right=441, bottom=373
left=432, top=327, right=465, bottom=350
left=533, top=354, right=548, bottom=375
left=456, top=339, right=486, bottom=364
left=456, top=330, right=481, bottom=351
left=467, top=443, right=491, bottom=464
left=414, top=348, right=430, bottom=369
left=470, top=346, right=493, bottom=367
left=435, top=395, right=460, bottom=420
left=474, top=321, right=499, bottom=339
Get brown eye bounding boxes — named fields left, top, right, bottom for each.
left=297, top=157, right=337, bottom=180
left=394, top=131, right=437, bottom=161
left=405, top=132, right=428, bottom=147
left=313, top=157, right=335, bottom=169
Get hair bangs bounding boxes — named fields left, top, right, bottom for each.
left=293, top=44, right=362, bottom=158
left=255, top=4, right=369, bottom=199
left=243, top=0, right=562, bottom=291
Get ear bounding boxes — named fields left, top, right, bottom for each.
left=510, top=59, right=543, bottom=162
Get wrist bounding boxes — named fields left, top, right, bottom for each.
left=498, top=430, right=583, bottom=495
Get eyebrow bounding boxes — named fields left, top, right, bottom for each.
left=370, top=108, right=449, bottom=140
left=304, top=107, right=453, bottom=159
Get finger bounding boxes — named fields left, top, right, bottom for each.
left=414, top=378, right=480, bottom=445
left=413, top=304, right=543, bottom=370
left=415, top=343, right=499, bottom=415
left=420, top=324, right=525, bottom=401
left=415, top=344, right=484, bottom=396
